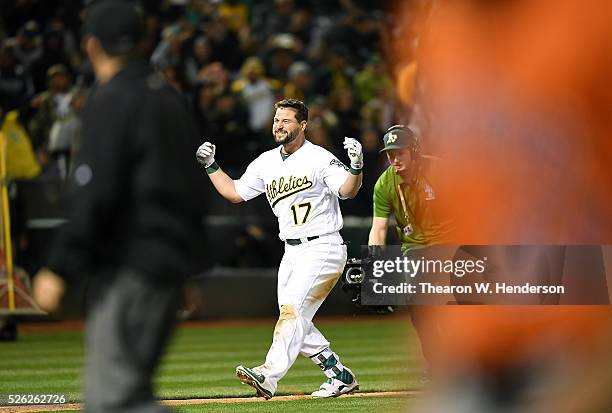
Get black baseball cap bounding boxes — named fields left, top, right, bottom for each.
left=82, top=1, right=143, bottom=55
left=379, top=125, right=417, bottom=153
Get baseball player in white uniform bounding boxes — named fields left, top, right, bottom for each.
left=196, top=98, right=363, bottom=399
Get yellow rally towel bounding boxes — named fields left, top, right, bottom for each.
left=2, top=110, right=41, bottom=179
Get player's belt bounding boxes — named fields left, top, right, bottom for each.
left=285, top=236, right=319, bottom=246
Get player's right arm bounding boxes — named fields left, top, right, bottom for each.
left=196, top=141, right=244, bottom=203
left=207, top=168, right=244, bottom=203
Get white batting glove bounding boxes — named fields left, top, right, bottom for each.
left=343, top=137, right=363, bottom=170
left=196, top=141, right=216, bottom=168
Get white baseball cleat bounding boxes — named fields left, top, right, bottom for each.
left=236, top=365, right=274, bottom=400
left=311, top=367, right=359, bottom=398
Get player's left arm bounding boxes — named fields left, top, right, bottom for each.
left=338, top=137, right=363, bottom=199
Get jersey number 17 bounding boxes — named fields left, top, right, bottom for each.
left=291, top=202, right=312, bottom=225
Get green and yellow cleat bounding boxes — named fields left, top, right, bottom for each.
left=236, top=365, right=274, bottom=400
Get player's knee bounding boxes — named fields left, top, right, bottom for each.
left=279, top=304, right=299, bottom=320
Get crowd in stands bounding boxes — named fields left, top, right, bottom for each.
left=1, top=0, right=423, bottom=267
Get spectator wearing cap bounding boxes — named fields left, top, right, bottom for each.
left=14, top=20, right=43, bottom=69
left=231, top=57, right=280, bottom=135
left=265, top=33, right=302, bottom=83
left=28, top=64, right=76, bottom=174
left=33, top=2, right=205, bottom=412
left=282, top=61, right=314, bottom=102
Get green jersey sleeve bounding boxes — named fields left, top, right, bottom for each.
left=373, top=172, right=392, bottom=218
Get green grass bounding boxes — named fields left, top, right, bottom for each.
left=49, top=397, right=414, bottom=413
left=170, top=397, right=413, bottom=413
left=0, top=317, right=423, bottom=412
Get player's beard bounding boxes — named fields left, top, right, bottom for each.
left=274, top=128, right=300, bottom=145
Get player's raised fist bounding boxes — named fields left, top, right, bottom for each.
left=343, top=137, right=363, bottom=170
left=196, top=141, right=216, bottom=167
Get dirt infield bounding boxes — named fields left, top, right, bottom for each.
left=0, top=390, right=420, bottom=412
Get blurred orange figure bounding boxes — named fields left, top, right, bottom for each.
left=394, top=1, right=612, bottom=411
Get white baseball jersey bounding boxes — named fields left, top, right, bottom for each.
left=234, top=140, right=350, bottom=241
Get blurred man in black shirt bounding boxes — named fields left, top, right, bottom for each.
left=33, top=2, right=203, bottom=412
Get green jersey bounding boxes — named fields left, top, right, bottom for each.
left=373, top=164, right=449, bottom=251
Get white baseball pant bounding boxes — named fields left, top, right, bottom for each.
left=257, top=232, right=347, bottom=393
